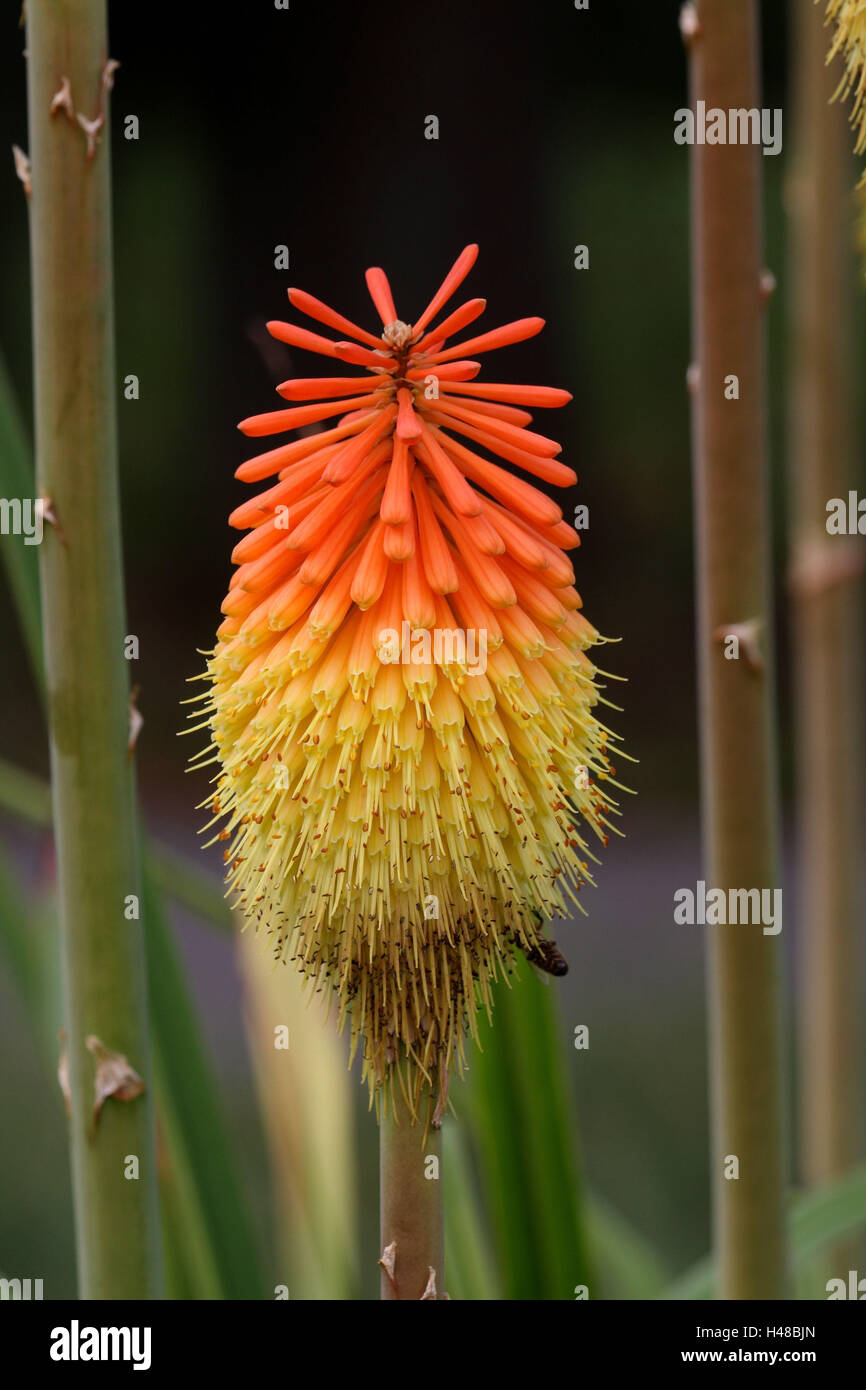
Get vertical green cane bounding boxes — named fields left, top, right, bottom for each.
left=685, top=0, right=788, bottom=1298
left=26, top=0, right=161, bottom=1297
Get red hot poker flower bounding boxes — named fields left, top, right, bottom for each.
left=192, top=245, right=622, bottom=1119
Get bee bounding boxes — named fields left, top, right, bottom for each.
left=524, top=937, right=569, bottom=977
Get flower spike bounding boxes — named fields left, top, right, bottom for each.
left=192, top=247, right=623, bottom=1119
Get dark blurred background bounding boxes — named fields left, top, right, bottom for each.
left=1, top=0, right=860, bottom=1296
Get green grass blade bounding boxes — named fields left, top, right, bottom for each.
left=154, top=1068, right=225, bottom=1300
left=0, top=757, right=52, bottom=826
left=238, top=931, right=359, bottom=1299
left=0, top=364, right=265, bottom=1295
left=0, top=842, right=42, bottom=1011
left=0, top=837, right=251, bottom=1299
left=584, top=1190, right=670, bottom=1299
left=0, top=755, right=232, bottom=933
left=442, top=1121, right=500, bottom=1300
left=0, top=825, right=265, bottom=1298
left=662, top=1165, right=866, bottom=1299
left=141, top=864, right=265, bottom=1298
left=150, top=842, right=232, bottom=931
left=791, top=1166, right=866, bottom=1258
left=0, top=356, right=43, bottom=693
left=468, top=986, right=543, bottom=1297
left=469, top=954, right=592, bottom=1299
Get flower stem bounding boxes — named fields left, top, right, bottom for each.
left=686, top=0, right=788, bottom=1298
left=379, top=1089, right=443, bottom=1300
left=27, top=0, right=161, bottom=1297
left=789, top=0, right=864, bottom=1210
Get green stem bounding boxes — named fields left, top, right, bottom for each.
left=379, top=1089, right=443, bottom=1300
left=789, top=0, right=864, bottom=1205
left=27, top=0, right=161, bottom=1297
left=687, top=0, right=787, bottom=1298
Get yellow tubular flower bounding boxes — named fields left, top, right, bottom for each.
left=189, top=247, right=623, bottom=1120
left=825, top=0, right=866, bottom=155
